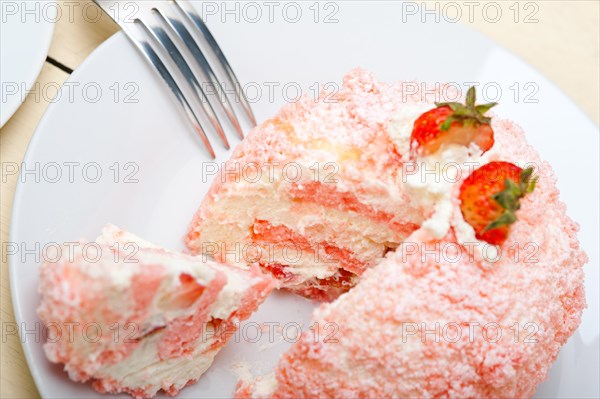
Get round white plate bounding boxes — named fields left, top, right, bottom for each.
left=0, top=0, right=56, bottom=127
left=9, top=2, right=599, bottom=398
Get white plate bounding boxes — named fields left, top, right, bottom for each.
left=9, top=2, right=599, bottom=398
left=0, top=0, right=56, bottom=127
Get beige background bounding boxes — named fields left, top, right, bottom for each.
left=1, top=1, right=599, bottom=397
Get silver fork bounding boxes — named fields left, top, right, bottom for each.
left=93, top=0, right=256, bottom=158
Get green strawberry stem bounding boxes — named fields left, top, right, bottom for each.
left=484, top=167, right=538, bottom=232
left=436, top=86, right=497, bottom=131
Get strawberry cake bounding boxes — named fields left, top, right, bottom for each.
left=37, top=224, right=275, bottom=398
left=185, top=70, right=586, bottom=397
left=186, top=71, right=427, bottom=301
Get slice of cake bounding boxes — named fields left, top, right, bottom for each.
left=233, top=78, right=587, bottom=398
left=187, top=70, right=427, bottom=301
left=37, top=224, right=275, bottom=399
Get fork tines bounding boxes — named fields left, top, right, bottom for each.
left=93, top=0, right=256, bottom=158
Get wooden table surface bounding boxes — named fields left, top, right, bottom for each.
left=1, top=1, right=598, bottom=397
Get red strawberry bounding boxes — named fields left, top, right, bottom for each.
left=459, top=161, right=537, bottom=245
left=410, top=87, right=496, bottom=156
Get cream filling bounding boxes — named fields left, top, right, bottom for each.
left=404, top=143, right=484, bottom=239
left=387, top=103, right=498, bottom=260
left=79, top=225, right=259, bottom=390
left=199, top=182, right=405, bottom=264
left=252, top=242, right=342, bottom=282
left=208, top=266, right=260, bottom=321
left=96, top=325, right=219, bottom=395
left=200, top=200, right=397, bottom=283
left=100, top=224, right=255, bottom=320
left=387, top=101, right=435, bottom=154
left=292, top=155, right=421, bottom=226
left=406, top=146, right=500, bottom=262
left=95, top=225, right=218, bottom=288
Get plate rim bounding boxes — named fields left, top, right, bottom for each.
left=8, top=31, right=122, bottom=396
left=0, top=0, right=57, bottom=127
left=8, top=19, right=599, bottom=398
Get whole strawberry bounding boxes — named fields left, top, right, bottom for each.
left=411, top=86, right=496, bottom=156
left=459, top=161, right=537, bottom=245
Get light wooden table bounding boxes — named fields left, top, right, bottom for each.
left=1, top=1, right=598, bottom=397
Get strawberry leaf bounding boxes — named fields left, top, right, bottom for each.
left=475, top=103, right=497, bottom=114
left=440, top=115, right=457, bottom=131
left=436, top=86, right=497, bottom=132
left=465, top=86, right=476, bottom=107
left=451, top=105, right=473, bottom=117
left=519, top=167, right=538, bottom=193
left=435, top=102, right=462, bottom=111
left=484, top=167, right=537, bottom=233
left=527, top=177, right=538, bottom=193
left=484, top=211, right=517, bottom=232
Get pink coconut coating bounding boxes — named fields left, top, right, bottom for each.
left=233, top=71, right=587, bottom=398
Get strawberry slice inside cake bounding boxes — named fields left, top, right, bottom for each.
left=37, top=224, right=275, bottom=398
